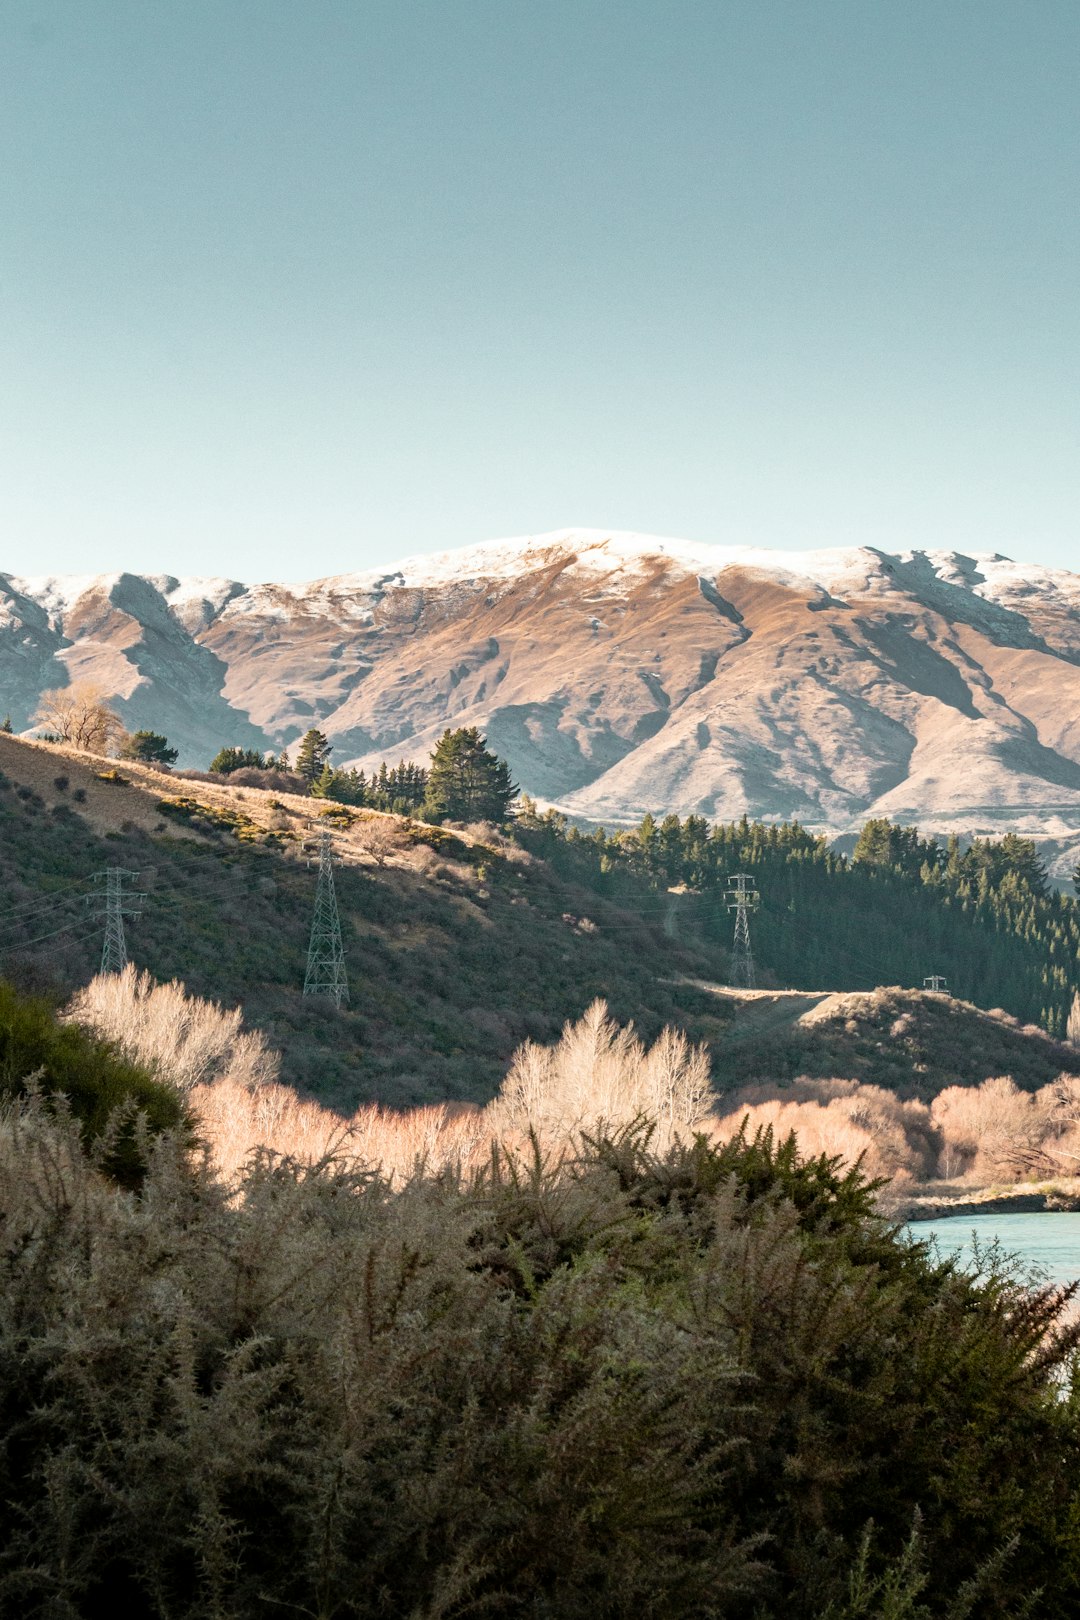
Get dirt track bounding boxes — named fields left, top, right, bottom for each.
left=682, top=982, right=832, bottom=1046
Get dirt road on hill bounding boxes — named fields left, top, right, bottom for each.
left=683, top=982, right=833, bottom=1046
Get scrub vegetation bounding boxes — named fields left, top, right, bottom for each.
left=3, top=975, right=1080, bottom=1618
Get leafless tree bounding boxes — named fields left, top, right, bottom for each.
left=355, top=814, right=406, bottom=867
left=66, top=965, right=279, bottom=1094
left=34, top=682, right=122, bottom=753
left=492, top=999, right=711, bottom=1146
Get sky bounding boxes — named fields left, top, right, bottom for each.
left=1, top=0, right=1077, bottom=582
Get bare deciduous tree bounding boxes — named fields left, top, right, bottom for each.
left=34, top=682, right=122, bottom=753
left=492, top=999, right=711, bottom=1145
left=355, top=814, right=406, bottom=867
left=65, top=965, right=279, bottom=1094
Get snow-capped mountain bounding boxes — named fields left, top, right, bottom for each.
left=3, top=528, right=1080, bottom=871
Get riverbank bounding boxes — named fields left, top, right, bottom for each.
left=894, top=1177, right=1080, bottom=1222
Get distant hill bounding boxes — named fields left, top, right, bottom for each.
left=2, top=732, right=1077, bottom=1111
left=4, top=530, right=1080, bottom=881
left=707, top=985, right=1080, bottom=1097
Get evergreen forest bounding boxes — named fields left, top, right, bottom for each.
left=517, top=806, right=1080, bottom=1035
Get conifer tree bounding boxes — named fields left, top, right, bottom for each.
left=209, top=746, right=268, bottom=774
left=423, top=728, right=517, bottom=823
left=119, top=729, right=179, bottom=766
left=1068, top=991, right=1080, bottom=1050
left=309, top=763, right=338, bottom=799
left=296, top=728, right=332, bottom=784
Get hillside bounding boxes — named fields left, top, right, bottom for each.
left=4, top=531, right=1080, bottom=880
left=0, top=733, right=732, bottom=1109
left=709, top=985, right=1080, bottom=1098
left=3, top=731, right=1078, bottom=1111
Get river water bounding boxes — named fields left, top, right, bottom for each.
left=909, top=1212, right=1080, bottom=1287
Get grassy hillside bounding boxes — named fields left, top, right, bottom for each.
left=0, top=735, right=732, bottom=1108
left=710, top=985, right=1080, bottom=1097
left=3, top=733, right=1077, bottom=1112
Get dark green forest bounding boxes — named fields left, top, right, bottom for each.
left=516, top=805, right=1080, bottom=1035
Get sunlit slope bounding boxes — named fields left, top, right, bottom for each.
left=0, top=734, right=731, bottom=1108
left=4, top=532, right=1080, bottom=877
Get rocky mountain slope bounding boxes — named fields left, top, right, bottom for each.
left=4, top=530, right=1080, bottom=873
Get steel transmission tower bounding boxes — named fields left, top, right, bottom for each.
left=726, top=872, right=760, bottom=989
left=89, top=868, right=144, bottom=975
left=923, top=974, right=950, bottom=995
left=303, top=826, right=349, bottom=1007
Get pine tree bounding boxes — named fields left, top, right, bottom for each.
left=119, top=730, right=179, bottom=766
left=296, top=729, right=332, bottom=784
left=210, top=746, right=267, bottom=774
left=1, top=715, right=12, bottom=733
left=309, top=763, right=338, bottom=799
left=423, top=728, right=517, bottom=823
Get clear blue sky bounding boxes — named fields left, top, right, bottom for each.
left=1, top=1, right=1077, bottom=580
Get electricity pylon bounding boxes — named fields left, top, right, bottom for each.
left=726, top=872, right=760, bottom=990
left=923, top=974, right=949, bottom=995
left=88, top=868, right=144, bottom=975
left=303, top=825, right=349, bottom=1007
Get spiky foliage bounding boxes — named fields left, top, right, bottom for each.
left=0, top=978, right=186, bottom=1185
left=1, top=1101, right=1079, bottom=1617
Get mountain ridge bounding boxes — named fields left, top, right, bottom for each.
left=4, top=530, right=1080, bottom=878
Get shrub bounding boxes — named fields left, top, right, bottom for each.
left=0, top=1112, right=1079, bottom=1616
left=0, top=978, right=186, bottom=1184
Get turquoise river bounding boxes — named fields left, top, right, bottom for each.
left=910, top=1212, right=1080, bottom=1287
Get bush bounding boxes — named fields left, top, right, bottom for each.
left=0, top=979, right=186, bottom=1185
left=1, top=1111, right=1079, bottom=1616
left=65, top=964, right=280, bottom=1095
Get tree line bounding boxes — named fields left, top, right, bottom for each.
left=211, top=724, right=518, bottom=824
left=514, top=805, right=1080, bottom=1035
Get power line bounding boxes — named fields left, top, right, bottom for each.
left=303, top=827, right=349, bottom=1007
left=725, top=873, right=761, bottom=989
left=10, top=917, right=102, bottom=951
left=87, top=869, right=145, bottom=975
left=0, top=882, right=91, bottom=928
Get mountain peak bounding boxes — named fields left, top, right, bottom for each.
left=3, top=534, right=1079, bottom=883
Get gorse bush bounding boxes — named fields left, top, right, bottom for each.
left=0, top=978, right=185, bottom=1185
left=2, top=1096, right=1080, bottom=1618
